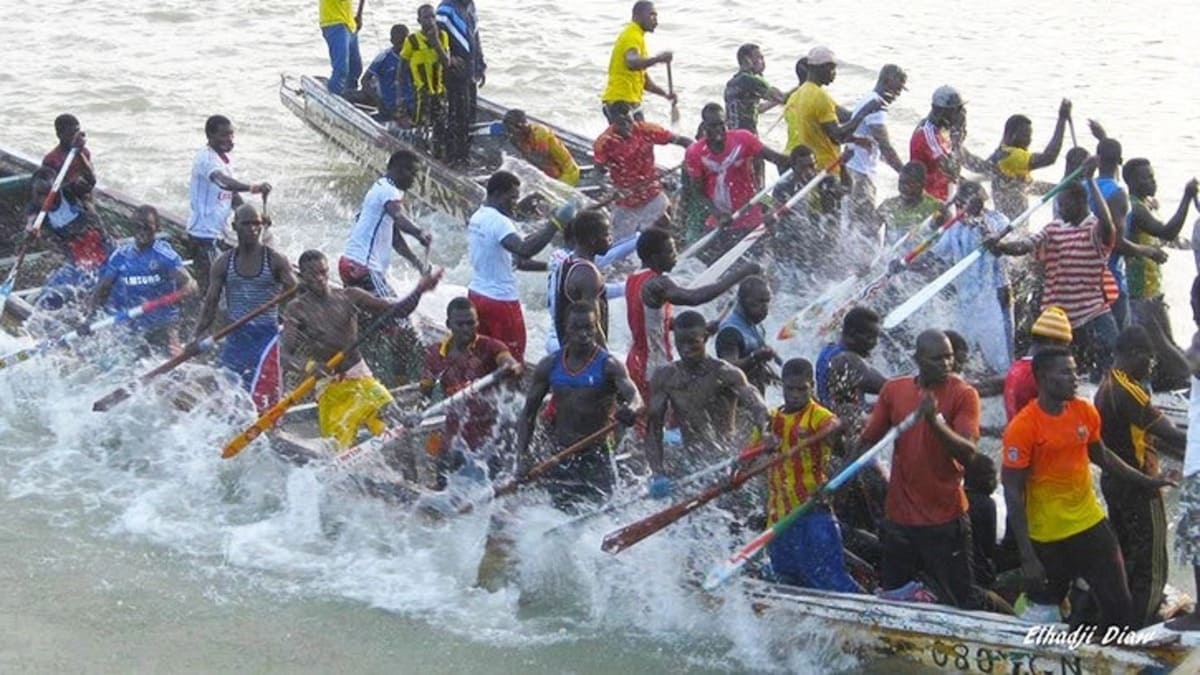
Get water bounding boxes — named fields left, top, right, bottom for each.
left=3, top=1, right=1199, bottom=672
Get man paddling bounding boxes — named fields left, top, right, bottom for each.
left=516, top=301, right=641, bottom=511
left=281, top=250, right=441, bottom=450
left=909, top=86, right=989, bottom=201
left=625, top=228, right=761, bottom=399
left=89, top=206, right=197, bottom=354
left=41, top=114, right=97, bottom=211
left=601, top=1, right=675, bottom=123
left=420, top=296, right=520, bottom=489
left=1003, top=347, right=1172, bottom=629
left=551, top=210, right=613, bottom=347
left=194, top=204, right=297, bottom=411
left=858, top=329, right=982, bottom=609
left=816, top=306, right=887, bottom=429
left=340, top=149, right=431, bottom=293
left=645, top=310, right=771, bottom=487
left=845, top=65, right=908, bottom=225
left=723, top=44, right=787, bottom=136
left=185, top=115, right=272, bottom=295
left=988, top=100, right=1072, bottom=219
left=26, top=166, right=113, bottom=309
left=715, top=275, right=776, bottom=394
left=466, top=170, right=571, bottom=361
left=877, top=162, right=943, bottom=245
left=502, top=109, right=581, bottom=187
left=593, top=102, right=691, bottom=241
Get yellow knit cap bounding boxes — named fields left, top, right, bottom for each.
left=1031, top=306, right=1073, bottom=342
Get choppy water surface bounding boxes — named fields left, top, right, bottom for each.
left=2, top=1, right=1199, bottom=672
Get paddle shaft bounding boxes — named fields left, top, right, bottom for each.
left=1, top=147, right=79, bottom=298
left=590, top=163, right=683, bottom=211
left=677, top=169, right=794, bottom=263
left=666, top=62, right=680, bottom=124
left=491, top=421, right=619, bottom=499
left=92, top=285, right=300, bottom=411
left=703, top=411, right=920, bottom=590
left=221, top=284, right=430, bottom=458
left=882, top=164, right=1085, bottom=330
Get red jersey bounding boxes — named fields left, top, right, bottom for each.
left=594, top=121, right=675, bottom=208
left=1004, top=356, right=1037, bottom=421
left=624, top=268, right=672, bottom=398
left=421, top=334, right=511, bottom=449
left=859, top=375, right=980, bottom=526
left=909, top=120, right=953, bottom=201
left=684, top=129, right=765, bottom=231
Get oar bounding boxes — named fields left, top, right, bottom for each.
left=221, top=270, right=442, bottom=459
left=326, top=365, right=513, bottom=474
left=91, top=285, right=300, bottom=411
left=601, top=421, right=841, bottom=554
left=0, top=288, right=187, bottom=371
left=688, top=151, right=850, bottom=288
left=0, top=147, right=79, bottom=303
left=701, top=411, right=920, bottom=591
left=677, top=169, right=795, bottom=263
left=882, top=164, right=1085, bottom=330
left=1068, top=117, right=1078, bottom=148
left=590, top=163, right=683, bottom=212
left=779, top=209, right=969, bottom=341
left=666, top=62, right=680, bottom=127
left=544, top=443, right=773, bottom=538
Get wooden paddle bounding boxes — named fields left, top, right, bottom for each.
left=221, top=269, right=442, bottom=459
left=601, top=421, right=841, bottom=554
left=677, top=168, right=793, bottom=263
left=702, top=411, right=920, bottom=590
left=666, top=62, right=680, bottom=126
left=0, top=288, right=188, bottom=371
left=0, top=147, right=79, bottom=304
left=882, top=164, right=1085, bottom=330
left=92, top=285, right=300, bottom=411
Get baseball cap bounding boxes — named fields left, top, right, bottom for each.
left=1031, top=306, right=1073, bottom=343
left=806, top=46, right=836, bottom=66
left=932, top=85, right=964, bottom=108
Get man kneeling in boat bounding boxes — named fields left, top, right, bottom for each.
left=281, top=250, right=441, bottom=461
left=420, top=296, right=521, bottom=489
left=764, top=358, right=863, bottom=593
left=28, top=165, right=114, bottom=309
left=502, top=110, right=581, bottom=188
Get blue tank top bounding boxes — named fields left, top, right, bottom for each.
left=1091, top=175, right=1127, bottom=294
left=225, top=248, right=278, bottom=326
left=815, top=342, right=846, bottom=405
left=549, top=347, right=609, bottom=389
left=717, top=307, right=766, bottom=354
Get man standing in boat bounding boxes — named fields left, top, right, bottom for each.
left=402, top=5, right=451, bottom=157
left=89, top=206, right=197, bottom=354
left=466, top=170, right=572, bottom=362
left=1003, top=347, right=1173, bottom=629
left=420, top=296, right=520, bottom=489
left=281, top=250, right=441, bottom=451
left=502, top=109, right=581, bottom=187
left=645, top=310, right=771, bottom=489
left=601, top=1, right=675, bottom=123
left=593, top=102, right=692, bottom=241
left=516, top=301, right=641, bottom=511
left=437, top=0, right=485, bottom=167
left=987, top=100, right=1072, bottom=219
left=857, top=329, right=981, bottom=609
left=185, top=114, right=272, bottom=296
left=318, top=0, right=364, bottom=98
left=340, top=149, right=431, bottom=293
left=193, top=204, right=297, bottom=412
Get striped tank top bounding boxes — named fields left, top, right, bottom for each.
left=226, top=248, right=278, bottom=326
left=1034, top=217, right=1113, bottom=326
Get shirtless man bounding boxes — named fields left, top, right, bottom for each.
left=194, top=204, right=297, bottom=411
left=281, top=250, right=441, bottom=452
left=516, top=301, right=642, bottom=512
left=645, top=310, right=771, bottom=495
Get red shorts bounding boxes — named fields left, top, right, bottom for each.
left=468, top=290, right=526, bottom=362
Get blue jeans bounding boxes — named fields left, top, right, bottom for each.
left=322, top=24, right=362, bottom=96
left=767, top=509, right=864, bottom=593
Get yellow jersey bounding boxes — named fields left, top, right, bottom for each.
left=401, top=30, right=450, bottom=96
left=995, top=145, right=1033, bottom=182
left=765, top=401, right=839, bottom=526
left=318, top=0, right=355, bottom=29
left=602, top=22, right=647, bottom=104
left=785, top=82, right=841, bottom=172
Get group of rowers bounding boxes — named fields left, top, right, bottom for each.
left=13, top=0, right=1200, bottom=640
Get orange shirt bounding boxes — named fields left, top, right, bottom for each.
left=860, top=375, right=979, bottom=526
left=765, top=401, right=839, bottom=525
left=1002, top=398, right=1106, bottom=542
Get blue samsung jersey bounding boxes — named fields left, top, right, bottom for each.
left=368, top=48, right=414, bottom=116
left=99, top=240, right=183, bottom=328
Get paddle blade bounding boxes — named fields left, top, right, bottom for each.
left=881, top=248, right=983, bottom=330
left=92, top=387, right=131, bottom=412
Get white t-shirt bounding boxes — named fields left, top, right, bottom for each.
left=845, top=92, right=887, bottom=178
left=186, top=146, right=236, bottom=239
left=344, top=177, right=404, bottom=274
left=467, top=205, right=519, bottom=301
left=1186, top=334, right=1200, bottom=477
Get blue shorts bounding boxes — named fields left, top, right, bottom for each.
left=767, top=509, right=864, bottom=593
left=220, top=323, right=279, bottom=392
